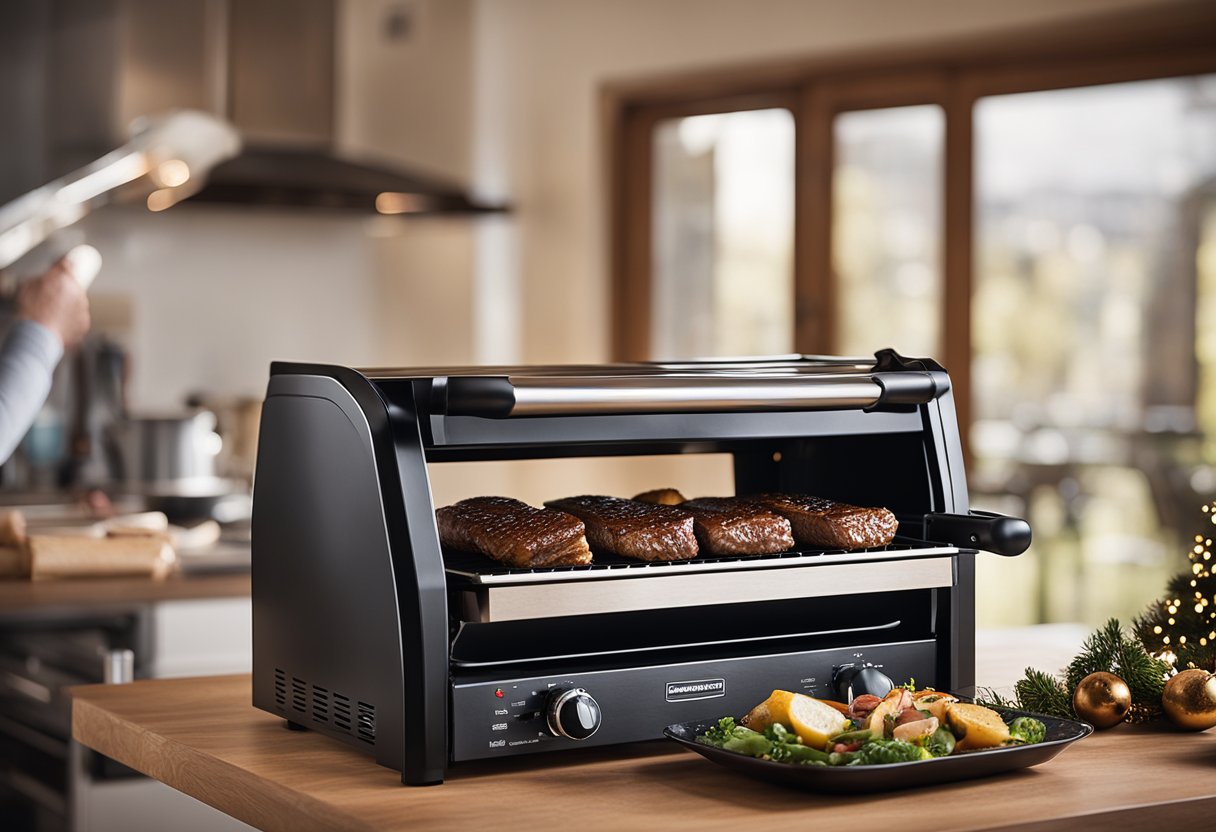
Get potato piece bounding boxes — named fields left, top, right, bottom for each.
left=946, top=702, right=1011, bottom=750
left=912, top=689, right=959, bottom=723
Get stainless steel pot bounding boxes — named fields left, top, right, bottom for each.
left=105, top=410, right=226, bottom=496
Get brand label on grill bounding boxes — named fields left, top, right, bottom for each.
left=665, top=678, right=726, bottom=702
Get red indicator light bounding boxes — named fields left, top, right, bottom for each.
left=495, top=688, right=504, bottom=698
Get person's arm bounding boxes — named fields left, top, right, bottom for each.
left=0, top=259, right=90, bottom=465
left=0, top=320, right=64, bottom=463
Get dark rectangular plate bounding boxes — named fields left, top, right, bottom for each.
left=664, top=705, right=1093, bottom=793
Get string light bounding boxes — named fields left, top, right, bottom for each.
left=1141, top=502, right=1216, bottom=671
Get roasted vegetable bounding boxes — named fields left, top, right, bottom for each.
left=722, top=728, right=772, bottom=757
left=698, top=716, right=738, bottom=747
left=1007, top=716, right=1047, bottom=745
left=698, top=688, right=1047, bottom=769
left=827, top=750, right=860, bottom=766
left=769, top=742, right=831, bottom=764
left=761, top=721, right=833, bottom=764
left=763, top=723, right=791, bottom=743
left=826, top=729, right=874, bottom=746
left=922, top=726, right=956, bottom=758
left=697, top=718, right=774, bottom=757
left=854, top=738, right=931, bottom=765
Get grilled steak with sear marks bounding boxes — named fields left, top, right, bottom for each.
left=436, top=496, right=592, bottom=567
left=680, top=497, right=794, bottom=555
left=747, top=493, right=897, bottom=550
left=544, top=495, right=698, bottom=561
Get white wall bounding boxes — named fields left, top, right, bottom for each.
left=79, top=207, right=380, bottom=409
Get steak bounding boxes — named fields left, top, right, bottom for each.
left=747, top=493, right=898, bottom=550
left=543, top=495, right=698, bottom=561
left=435, top=497, right=592, bottom=567
left=632, top=488, right=687, bottom=506
left=680, top=497, right=794, bottom=555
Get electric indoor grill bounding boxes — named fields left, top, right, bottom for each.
left=251, top=350, right=1030, bottom=785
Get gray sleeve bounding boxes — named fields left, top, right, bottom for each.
left=0, top=320, right=64, bottom=464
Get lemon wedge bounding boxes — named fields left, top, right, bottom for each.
left=787, top=693, right=852, bottom=746
left=742, top=690, right=850, bottom=747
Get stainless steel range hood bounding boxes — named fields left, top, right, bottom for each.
left=2, top=0, right=502, bottom=215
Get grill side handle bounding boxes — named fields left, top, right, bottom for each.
left=922, top=511, right=1032, bottom=557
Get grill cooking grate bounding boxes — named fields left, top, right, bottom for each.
left=443, top=537, right=967, bottom=585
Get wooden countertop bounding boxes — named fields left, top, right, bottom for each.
left=72, top=673, right=1216, bottom=832
left=0, top=571, right=250, bottom=615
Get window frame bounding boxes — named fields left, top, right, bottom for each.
left=604, top=0, right=1216, bottom=453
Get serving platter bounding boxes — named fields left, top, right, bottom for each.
left=664, top=706, right=1093, bottom=794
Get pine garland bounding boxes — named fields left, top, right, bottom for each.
left=976, top=619, right=1169, bottom=719
left=1065, top=619, right=1170, bottom=704
left=1013, top=667, right=1072, bottom=718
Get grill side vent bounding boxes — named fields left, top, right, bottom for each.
left=311, top=686, right=329, bottom=724
left=356, top=701, right=376, bottom=744
left=333, top=693, right=352, bottom=732
left=269, top=670, right=372, bottom=745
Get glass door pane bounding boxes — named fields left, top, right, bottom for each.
left=833, top=105, right=944, bottom=358
left=651, top=108, right=794, bottom=358
left=973, top=74, right=1216, bottom=627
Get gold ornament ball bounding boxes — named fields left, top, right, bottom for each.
left=1162, top=669, right=1216, bottom=731
left=1072, top=671, right=1131, bottom=729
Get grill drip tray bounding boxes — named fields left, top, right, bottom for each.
left=443, top=537, right=968, bottom=585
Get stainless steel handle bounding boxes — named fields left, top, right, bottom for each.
left=445, top=374, right=888, bottom=417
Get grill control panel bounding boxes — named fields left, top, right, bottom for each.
left=450, top=639, right=935, bottom=761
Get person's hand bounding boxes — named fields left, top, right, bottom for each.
left=17, top=258, right=91, bottom=348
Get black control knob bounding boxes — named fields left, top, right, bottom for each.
left=545, top=688, right=602, bottom=740
left=833, top=666, right=895, bottom=702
